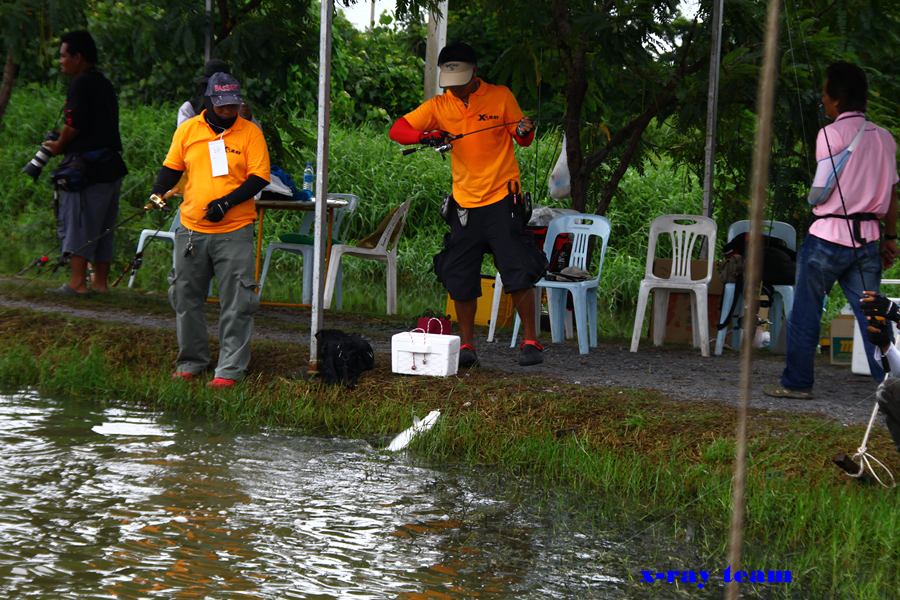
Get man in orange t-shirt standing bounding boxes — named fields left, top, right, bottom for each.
left=151, top=72, right=270, bottom=388
left=389, top=42, right=548, bottom=367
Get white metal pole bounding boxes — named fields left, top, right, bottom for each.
left=204, top=0, right=213, bottom=62
left=423, top=1, right=448, bottom=100
left=310, top=0, right=334, bottom=370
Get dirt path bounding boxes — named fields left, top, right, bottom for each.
left=0, top=296, right=882, bottom=425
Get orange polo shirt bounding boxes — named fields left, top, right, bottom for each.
left=163, top=111, right=270, bottom=233
left=403, top=80, right=524, bottom=208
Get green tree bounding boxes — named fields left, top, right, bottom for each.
left=0, top=0, right=84, bottom=122
left=454, top=0, right=899, bottom=221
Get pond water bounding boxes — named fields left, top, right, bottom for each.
left=0, top=390, right=710, bottom=598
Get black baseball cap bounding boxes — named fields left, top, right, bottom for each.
left=205, top=72, right=243, bottom=107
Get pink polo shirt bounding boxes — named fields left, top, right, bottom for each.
left=809, top=111, right=898, bottom=247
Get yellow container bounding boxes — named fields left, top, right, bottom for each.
left=446, top=275, right=515, bottom=328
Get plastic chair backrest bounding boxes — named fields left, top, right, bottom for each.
left=726, top=219, right=796, bottom=251
left=378, top=199, right=412, bottom=252
left=168, top=208, right=182, bottom=232
left=327, top=193, right=359, bottom=239
left=542, top=213, right=612, bottom=281
left=293, top=193, right=359, bottom=241
left=644, top=214, right=717, bottom=283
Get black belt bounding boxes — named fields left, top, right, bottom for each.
left=810, top=212, right=879, bottom=245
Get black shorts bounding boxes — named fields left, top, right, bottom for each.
left=433, top=194, right=548, bottom=301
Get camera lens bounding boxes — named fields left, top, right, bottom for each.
left=22, top=145, right=53, bottom=179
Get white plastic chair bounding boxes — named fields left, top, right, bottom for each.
left=630, top=214, right=717, bottom=356
left=127, top=208, right=181, bottom=288
left=324, top=199, right=411, bottom=315
left=714, top=220, right=796, bottom=355
left=508, top=213, right=611, bottom=354
left=486, top=209, right=581, bottom=343
left=258, top=193, right=358, bottom=306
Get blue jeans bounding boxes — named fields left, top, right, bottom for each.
left=781, top=234, right=883, bottom=390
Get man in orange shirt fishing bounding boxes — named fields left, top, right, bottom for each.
left=389, top=42, right=547, bottom=367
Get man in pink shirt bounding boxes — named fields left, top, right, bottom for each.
left=765, top=62, right=898, bottom=399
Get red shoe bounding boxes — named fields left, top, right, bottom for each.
left=172, top=371, right=196, bottom=381
left=207, top=377, right=237, bottom=389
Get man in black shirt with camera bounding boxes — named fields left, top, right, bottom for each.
left=43, top=30, right=127, bottom=295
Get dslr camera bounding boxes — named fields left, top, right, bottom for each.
left=22, top=131, right=60, bottom=180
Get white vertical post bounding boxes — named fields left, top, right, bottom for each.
left=204, top=0, right=213, bottom=62
left=310, top=0, right=334, bottom=370
left=701, top=0, right=724, bottom=219
left=370, top=0, right=376, bottom=29
left=424, top=1, right=448, bottom=100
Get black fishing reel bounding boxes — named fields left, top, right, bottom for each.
left=402, top=141, right=454, bottom=159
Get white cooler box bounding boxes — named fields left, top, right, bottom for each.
left=391, top=331, right=460, bottom=377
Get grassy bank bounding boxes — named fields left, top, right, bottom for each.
left=0, top=300, right=896, bottom=598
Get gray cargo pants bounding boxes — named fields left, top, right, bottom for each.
left=169, top=224, right=259, bottom=380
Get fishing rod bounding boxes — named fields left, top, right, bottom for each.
left=15, top=192, right=171, bottom=286
left=402, top=121, right=523, bottom=158
left=110, top=191, right=177, bottom=288
left=15, top=179, right=151, bottom=276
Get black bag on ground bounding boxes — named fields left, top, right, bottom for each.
left=315, top=329, right=374, bottom=387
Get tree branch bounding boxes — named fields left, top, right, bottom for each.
left=597, top=121, right=651, bottom=214
left=0, top=50, right=17, bottom=125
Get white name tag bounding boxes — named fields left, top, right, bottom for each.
left=208, top=139, right=228, bottom=177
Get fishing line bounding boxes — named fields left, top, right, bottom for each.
left=783, top=0, right=813, bottom=182
left=531, top=48, right=543, bottom=199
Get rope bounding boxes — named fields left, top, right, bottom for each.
left=847, top=397, right=896, bottom=487
left=840, top=370, right=897, bottom=488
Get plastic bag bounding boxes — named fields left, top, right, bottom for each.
left=548, top=134, right=571, bottom=199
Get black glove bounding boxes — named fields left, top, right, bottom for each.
left=420, top=130, right=450, bottom=147
left=867, top=316, right=893, bottom=350
left=861, top=292, right=900, bottom=322
left=204, top=198, right=232, bottom=222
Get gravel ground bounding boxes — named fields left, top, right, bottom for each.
left=1, top=296, right=884, bottom=426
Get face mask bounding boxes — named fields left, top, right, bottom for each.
left=205, top=108, right=237, bottom=132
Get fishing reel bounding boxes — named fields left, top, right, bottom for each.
left=144, top=193, right=168, bottom=212
left=434, top=142, right=453, bottom=158
left=402, top=139, right=454, bottom=160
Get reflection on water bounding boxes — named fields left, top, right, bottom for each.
left=0, top=391, right=704, bottom=599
